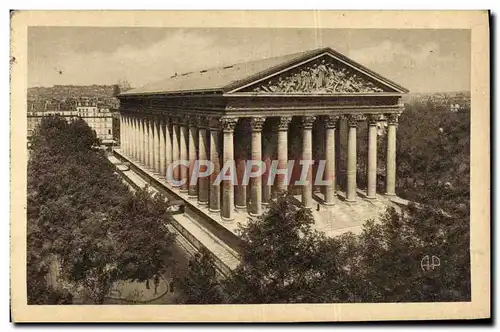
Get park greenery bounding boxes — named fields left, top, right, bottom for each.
left=27, top=116, right=175, bottom=304
left=181, top=98, right=470, bottom=303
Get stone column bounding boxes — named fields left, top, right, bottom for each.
left=141, top=116, right=146, bottom=164
left=165, top=117, right=172, bottom=178
left=385, top=114, right=398, bottom=196
left=128, top=116, right=131, bottom=155
left=179, top=119, right=189, bottom=192
left=235, top=147, right=248, bottom=212
left=324, top=115, right=338, bottom=205
left=149, top=116, right=154, bottom=168
left=123, top=115, right=129, bottom=155
left=301, top=116, right=316, bottom=208
left=337, top=116, right=348, bottom=190
left=132, top=117, right=137, bottom=160
left=144, top=116, right=150, bottom=167
left=276, top=116, right=292, bottom=195
left=249, top=117, right=265, bottom=216
left=143, top=117, right=148, bottom=165
left=188, top=117, right=199, bottom=198
left=159, top=117, right=166, bottom=177
left=234, top=122, right=249, bottom=212
left=367, top=115, right=380, bottom=199
left=261, top=127, right=274, bottom=207
left=209, top=118, right=221, bottom=212
left=128, top=115, right=134, bottom=158
left=221, top=117, right=238, bottom=221
left=346, top=115, right=358, bottom=202
left=137, top=116, right=141, bottom=162
left=171, top=118, right=181, bottom=188
left=130, top=117, right=134, bottom=156
left=197, top=116, right=209, bottom=205
left=155, top=117, right=161, bottom=173
left=128, top=116, right=132, bottom=156
left=120, top=114, right=124, bottom=151
left=122, top=115, right=126, bottom=154
left=135, top=117, right=140, bottom=161
left=150, top=117, right=156, bottom=170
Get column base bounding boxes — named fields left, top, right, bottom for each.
left=187, top=195, right=198, bottom=200
left=208, top=208, right=220, bottom=214
left=248, top=212, right=262, bottom=217
left=365, top=195, right=377, bottom=200
left=180, top=189, right=189, bottom=193
left=385, top=193, right=396, bottom=197
left=235, top=205, right=247, bottom=211
left=221, top=216, right=235, bottom=222
left=345, top=198, right=357, bottom=204
left=197, top=201, right=209, bottom=206
left=323, top=201, right=336, bottom=206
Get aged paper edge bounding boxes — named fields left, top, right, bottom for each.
left=10, top=10, right=490, bottom=322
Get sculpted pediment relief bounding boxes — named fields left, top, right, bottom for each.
left=240, top=56, right=390, bottom=94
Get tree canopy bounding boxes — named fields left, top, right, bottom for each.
left=27, top=115, right=175, bottom=304
left=179, top=248, right=223, bottom=304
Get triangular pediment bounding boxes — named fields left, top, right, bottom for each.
left=226, top=51, right=407, bottom=95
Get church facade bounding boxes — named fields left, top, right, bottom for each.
left=117, top=47, right=408, bottom=222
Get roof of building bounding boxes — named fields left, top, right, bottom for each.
left=120, top=47, right=408, bottom=97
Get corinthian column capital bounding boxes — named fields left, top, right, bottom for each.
left=301, top=115, right=316, bottom=129
left=250, top=117, right=266, bottom=132
left=367, top=114, right=384, bottom=126
left=347, top=114, right=362, bottom=127
left=325, top=115, right=340, bottom=129
left=277, top=116, right=292, bottom=131
left=220, top=117, right=239, bottom=133
left=386, top=113, right=400, bottom=125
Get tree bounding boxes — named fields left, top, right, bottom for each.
left=27, top=115, right=176, bottom=303
left=222, top=197, right=332, bottom=303
left=27, top=220, right=73, bottom=304
left=218, top=191, right=469, bottom=303
left=394, top=96, right=469, bottom=199
left=62, top=212, right=121, bottom=304
left=179, top=248, right=223, bottom=304
left=346, top=201, right=469, bottom=302
left=114, top=189, right=176, bottom=283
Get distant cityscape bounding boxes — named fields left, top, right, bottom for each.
left=401, top=90, right=471, bottom=112
left=28, top=84, right=121, bottom=110
left=27, top=85, right=123, bottom=144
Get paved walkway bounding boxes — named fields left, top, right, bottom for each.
left=107, top=275, right=170, bottom=304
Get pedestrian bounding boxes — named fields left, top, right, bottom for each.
left=153, top=275, right=160, bottom=295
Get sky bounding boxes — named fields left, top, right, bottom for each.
left=28, top=27, right=471, bottom=93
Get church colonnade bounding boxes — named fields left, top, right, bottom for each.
left=119, top=112, right=399, bottom=221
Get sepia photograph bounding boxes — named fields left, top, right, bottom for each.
left=10, top=10, right=490, bottom=322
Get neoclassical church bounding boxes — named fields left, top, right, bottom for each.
left=116, top=47, right=408, bottom=264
